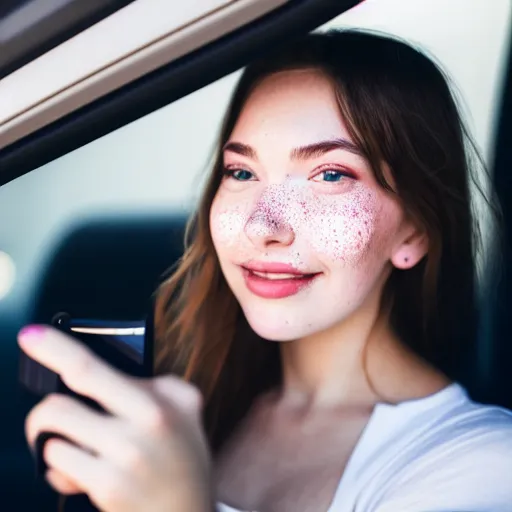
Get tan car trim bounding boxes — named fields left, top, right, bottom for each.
left=0, top=0, right=288, bottom=151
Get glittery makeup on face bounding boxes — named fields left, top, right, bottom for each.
left=303, top=185, right=378, bottom=265
left=213, top=177, right=379, bottom=269
left=214, top=206, right=247, bottom=249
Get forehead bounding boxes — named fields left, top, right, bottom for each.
left=229, top=69, right=352, bottom=149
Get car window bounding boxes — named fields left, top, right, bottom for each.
left=0, top=70, right=241, bottom=324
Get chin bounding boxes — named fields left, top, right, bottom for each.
left=240, top=303, right=323, bottom=342
left=224, top=270, right=344, bottom=342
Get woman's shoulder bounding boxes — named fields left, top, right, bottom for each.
left=372, top=386, right=512, bottom=511
left=402, top=383, right=512, bottom=471
left=416, top=384, right=512, bottom=447
left=412, top=392, right=512, bottom=469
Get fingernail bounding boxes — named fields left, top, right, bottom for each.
left=19, top=325, right=46, bottom=344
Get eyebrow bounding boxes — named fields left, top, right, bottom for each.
left=222, top=138, right=364, bottom=161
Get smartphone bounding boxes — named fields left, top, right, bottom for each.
left=18, top=311, right=154, bottom=478
left=19, top=312, right=153, bottom=397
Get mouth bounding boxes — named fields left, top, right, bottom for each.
left=240, top=264, right=321, bottom=299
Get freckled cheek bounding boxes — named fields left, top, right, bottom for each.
left=210, top=201, right=249, bottom=249
left=305, top=204, right=377, bottom=263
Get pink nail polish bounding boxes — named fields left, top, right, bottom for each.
left=19, top=325, right=46, bottom=344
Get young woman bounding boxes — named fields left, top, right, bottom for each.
left=20, top=30, right=512, bottom=512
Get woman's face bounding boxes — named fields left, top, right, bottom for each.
left=210, top=70, right=424, bottom=341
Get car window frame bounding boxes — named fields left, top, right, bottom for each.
left=0, top=0, right=361, bottom=187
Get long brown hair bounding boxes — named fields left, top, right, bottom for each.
left=154, top=29, right=499, bottom=453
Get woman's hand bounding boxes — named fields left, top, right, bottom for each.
left=18, top=325, right=213, bottom=512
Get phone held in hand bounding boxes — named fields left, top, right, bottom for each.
left=18, top=311, right=154, bottom=478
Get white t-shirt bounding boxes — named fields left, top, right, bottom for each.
left=217, top=382, right=512, bottom=512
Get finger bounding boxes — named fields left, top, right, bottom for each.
left=45, top=468, right=82, bottom=495
left=150, top=375, right=203, bottom=419
left=150, top=376, right=209, bottom=460
left=18, top=325, right=160, bottom=422
left=25, top=393, right=125, bottom=461
left=44, top=438, right=131, bottom=512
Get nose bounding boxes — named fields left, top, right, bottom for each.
left=244, top=196, right=295, bottom=250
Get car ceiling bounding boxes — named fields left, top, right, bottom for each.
left=0, top=0, right=294, bottom=154
left=0, top=0, right=137, bottom=80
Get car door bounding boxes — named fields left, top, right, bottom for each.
left=0, top=0, right=510, bottom=509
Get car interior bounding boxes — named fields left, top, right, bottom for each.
left=0, top=0, right=511, bottom=509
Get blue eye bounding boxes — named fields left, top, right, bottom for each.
left=235, top=169, right=254, bottom=181
left=310, top=167, right=356, bottom=186
left=318, top=170, right=346, bottom=182
left=224, top=168, right=255, bottom=181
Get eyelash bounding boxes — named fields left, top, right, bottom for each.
left=222, top=164, right=357, bottom=183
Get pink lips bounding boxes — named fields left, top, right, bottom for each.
left=241, top=261, right=320, bottom=299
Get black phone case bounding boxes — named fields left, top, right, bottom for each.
left=18, top=305, right=155, bottom=511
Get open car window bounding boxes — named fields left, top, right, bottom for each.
left=0, top=0, right=511, bottom=508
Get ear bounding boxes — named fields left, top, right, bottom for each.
left=390, top=224, right=428, bottom=270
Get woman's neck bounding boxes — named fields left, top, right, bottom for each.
left=277, top=304, right=451, bottom=411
